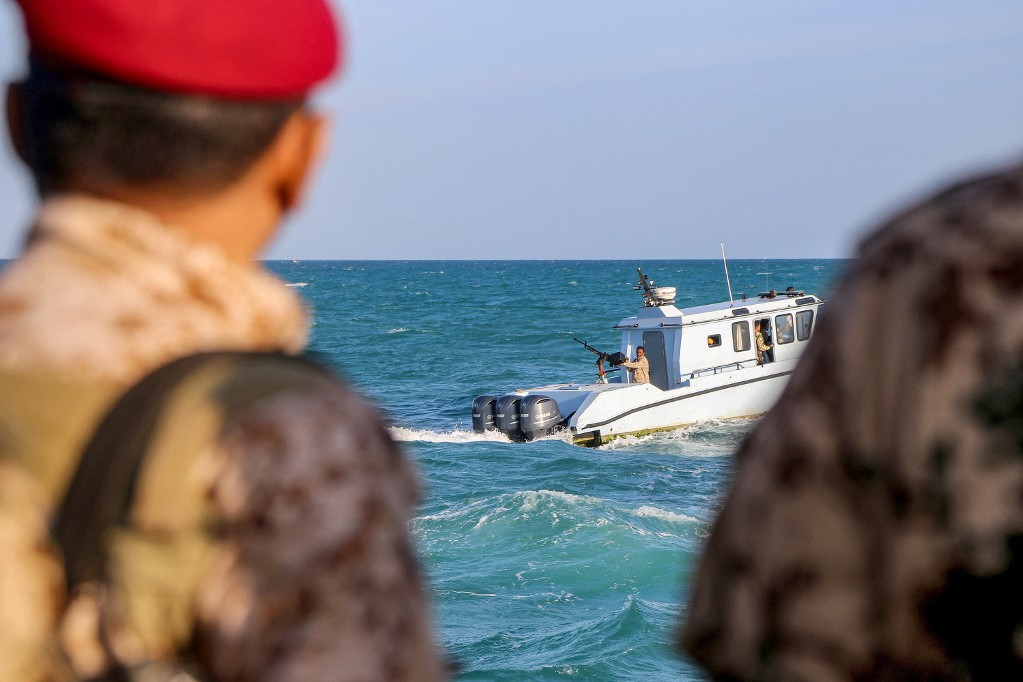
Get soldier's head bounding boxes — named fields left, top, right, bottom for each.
left=636, top=346, right=645, bottom=358
left=6, top=0, right=341, bottom=258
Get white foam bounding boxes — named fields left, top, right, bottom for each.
left=597, top=433, right=655, bottom=449
left=596, top=418, right=754, bottom=452
left=516, top=489, right=601, bottom=511
left=386, top=327, right=410, bottom=334
left=631, top=505, right=699, bottom=524
left=284, top=282, right=309, bottom=287
left=416, top=508, right=470, bottom=523
left=415, top=498, right=490, bottom=523
left=388, top=426, right=511, bottom=443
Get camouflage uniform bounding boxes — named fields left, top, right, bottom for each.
left=682, top=163, right=1023, bottom=680
left=623, top=355, right=650, bottom=384
left=755, top=329, right=771, bottom=365
left=0, top=196, right=444, bottom=681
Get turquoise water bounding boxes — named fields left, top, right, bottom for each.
left=266, top=259, right=848, bottom=681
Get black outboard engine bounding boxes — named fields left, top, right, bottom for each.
left=494, top=394, right=525, bottom=442
left=472, top=395, right=497, bottom=433
left=519, top=395, right=565, bottom=441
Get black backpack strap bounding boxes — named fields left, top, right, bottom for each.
left=52, top=351, right=332, bottom=589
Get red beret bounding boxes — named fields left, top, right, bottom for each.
left=16, top=0, right=342, bottom=99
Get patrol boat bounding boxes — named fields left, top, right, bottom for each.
left=472, top=268, right=824, bottom=446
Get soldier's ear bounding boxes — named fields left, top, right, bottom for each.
left=5, top=83, right=28, bottom=165
left=267, top=109, right=328, bottom=213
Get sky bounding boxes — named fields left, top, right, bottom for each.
left=1, top=0, right=1022, bottom=260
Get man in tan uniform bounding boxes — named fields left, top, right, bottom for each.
left=754, top=319, right=773, bottom=365
left=683, top=161, right=1023, bottom=679
left=0, top=0, right=444, bottom=679
left=622, top=346, right=650, bottom=384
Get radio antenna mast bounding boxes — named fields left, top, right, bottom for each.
left=720, top=242, right=734, bottom=307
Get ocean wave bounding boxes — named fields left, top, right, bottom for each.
left=418, top=489, right=605, bottom=532
left=386, top=327, right=410, bottom=334
left=284, top=282, right=309, bottom=287
left=388, top=426, right=511, bottom=443
left=631, top=505, right=699, bottom=524
left=516, top=489, right=600, bottom=511
left=416, top=487, right=700, bottom=551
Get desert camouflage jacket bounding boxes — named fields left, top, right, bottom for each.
left=623, top=355, right=650, bottom=384
left=0, top=196, right=444, bottom=681
left=683, top=162, right=1023, bottom=680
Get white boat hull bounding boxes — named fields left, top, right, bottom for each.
left=565, top=362, right=793, bottom=445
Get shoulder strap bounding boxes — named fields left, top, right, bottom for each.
left=52, top=351, right=331, bottom=589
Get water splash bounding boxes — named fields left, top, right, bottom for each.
left=388, top=426, right=512, bottom=443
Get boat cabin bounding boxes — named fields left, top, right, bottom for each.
left=611, top=291, right=822, bottom=390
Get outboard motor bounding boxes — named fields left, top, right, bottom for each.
left=472, top=395, right=497, bottom=433
left=519, top=395, right=565, bottom=441
left=494, top=394, right=525, bottom=442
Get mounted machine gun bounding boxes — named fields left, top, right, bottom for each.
left=573, top=338, right=626, bottom=384
left=633, top=267, right=676, bottom=307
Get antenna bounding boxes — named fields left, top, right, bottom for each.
left=720, top=242, right=734, bottom=307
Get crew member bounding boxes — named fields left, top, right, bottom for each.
left=0, top=1, right=443, bottom=679
left=754, top=320, right=773, bottom=365
left=622, top=346, right=650, bottom=384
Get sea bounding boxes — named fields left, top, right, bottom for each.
left=266, top=259, right=848, bottom=681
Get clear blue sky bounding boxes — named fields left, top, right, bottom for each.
left=1, top=0, right=1022, bottom=259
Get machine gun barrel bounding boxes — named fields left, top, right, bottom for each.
left=573, top=337, right=608, bottom=360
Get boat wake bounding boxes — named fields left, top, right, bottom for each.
left=388, top=426, right=580, bottom=444
left=389, top=421, right=750, bottom=450
left=388, top=426, right=514, bottom=443
left=597, top=418, right=755, bottom=453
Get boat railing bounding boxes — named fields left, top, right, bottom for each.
left=689, top=359, right=759, bottom=379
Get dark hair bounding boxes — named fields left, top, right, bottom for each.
left=16, top=61, right=302, bottom=196
left=637, top=346, right=645, bottom=351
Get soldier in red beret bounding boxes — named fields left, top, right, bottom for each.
left=0, top=1, right=444, bottom=680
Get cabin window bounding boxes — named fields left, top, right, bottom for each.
left=731, top=321, right=750, bottom=352
left=707, top=335, right=722, bottom=348
left=776, top=314, right=794, bottom=344
left=796, top=310, right=814, bottom=341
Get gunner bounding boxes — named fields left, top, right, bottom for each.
left=622, top=346, right=651, bottom=384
